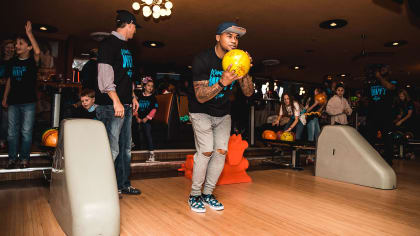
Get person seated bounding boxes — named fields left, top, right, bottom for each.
left=326, top=84, right=352, bottom=125
left=72, top=89, right=97, bottom=119
left=272, top=92, right=304, bottom=140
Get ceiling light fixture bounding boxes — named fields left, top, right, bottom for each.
left=290, top=65, right=305, bottom=70
left=320, top=19, right=347, bottom=29
left=340, top=74, right=346, bottom=77
left=132, top=0, right=173, bottom=19
left=294, top=66, right=300, bottom=70
left=384, top=40, right=408, bottom=47
left=32, top=23, right=58, bottom=33
left=143, top=40, right=164, bottom=48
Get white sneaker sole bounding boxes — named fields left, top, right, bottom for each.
left=189, top=205, right=206, bottom=213
left=203, top=202, right=224, bottom=211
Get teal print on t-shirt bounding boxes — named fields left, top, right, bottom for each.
left=208, top=69, right=235, bottom=99
left=121, top=49, right=133, bottom=78
left=12, top=66, right=27, bottom=81
left=370, top=85, right=386, bottom=101
left=139, top=100, right=151, bottom=110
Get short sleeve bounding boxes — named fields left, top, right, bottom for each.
left=97, top=39, right=114, bottom=65
left=192, top=54, right=208, bottom=82
left=153, top=96, right=158, bottom=109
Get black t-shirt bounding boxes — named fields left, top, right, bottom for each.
left=397, top=100, right=415, bottom=123
left=366, top=78, right=397, bottom=120
left=188, top=48, right=236, bottom=117
left=81, top=59, right=98, bottom=90
left=0, top=59, right=11, bottom=78
left=73, top=105, right=97, bottom=119
left=136, top=92, right=158, bottom=119
left=5, top=57, right=38, bottom=105
left=96, top=34, right=134, bottom=105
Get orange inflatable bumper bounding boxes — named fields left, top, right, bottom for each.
left=179, top=134, right=252, bottom=185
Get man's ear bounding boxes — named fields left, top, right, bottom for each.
left=215, top=35, right=220, bottom=42
left=28, top=45, right=33, bottom=51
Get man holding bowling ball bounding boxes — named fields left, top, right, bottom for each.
left=187, top=22, right=254, bottom=213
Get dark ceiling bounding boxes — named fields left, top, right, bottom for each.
left=2, top=0, right=420, bottom=86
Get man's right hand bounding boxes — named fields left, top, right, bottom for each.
left=114, top=101, right=124, bottom=118
left=220, top=64, right=239, bottom=87
left=2, top=99, right=7, bottom=108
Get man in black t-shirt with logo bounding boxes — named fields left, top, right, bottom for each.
left=365, top=65, right=397, bottom=166
left=96, top=10, right=140, bottom=197
left=187, top=22, right=254, bottom=213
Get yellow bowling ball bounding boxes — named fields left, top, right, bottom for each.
left=280, top=131, right=295, bottom=142
left=222, top=49, right=251, bottom=78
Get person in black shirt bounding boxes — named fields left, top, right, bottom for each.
left=0, top=40, right=15, bottom=149
left=95, top=10, right=141, bottom=196
left=394, top=89, right=416, bottom=159
left=133, top=77, right=158, bottom=162
left=187, top=22, right=254, bottom=213
left=365, top=65, right=397, bottom=166
left=72, top=89, right=97, bottom=119
left=80, top=48, right=98, bottom=90
left=2, top=21, right=40, bottom=169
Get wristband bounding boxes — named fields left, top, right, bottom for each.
left=218, top=80, right=225, bottom=88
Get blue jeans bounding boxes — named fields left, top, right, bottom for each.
left=284, top=117, right=304, bottom=140
left=307, top=118, right=320, bottom=142
left=96, top=104, right=132, bottom=190
left=8, top=103, right=36, bottom=161
left=0, top=107, right=8, bottom=142
left=140, top=122, right=154, bottom=151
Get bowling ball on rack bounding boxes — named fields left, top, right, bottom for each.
left=262, top=130, right=277, bottom=140
left=280, top=131, right=295, bottom=142
left=222, top=49, right=251, bottom=78
left=42, top=128, right=58, bottom=147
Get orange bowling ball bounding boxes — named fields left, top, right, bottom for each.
left=222, top=49, right=251, bottom=78
left=42, top=129, right=58, bottom=147
left=315, top=93, right=327, bottom=105
left=262, top=130, right=277, bottom=140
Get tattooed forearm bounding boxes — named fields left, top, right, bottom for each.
left=193, top=80, right=223, bottom=103
left=239, top=75, right=254, bottom=97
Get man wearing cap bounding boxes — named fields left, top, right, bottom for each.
left=187, top=22, right=254, bottom=213
left=96, top=10, right=141, bottom=197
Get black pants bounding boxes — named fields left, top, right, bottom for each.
left=366, top=115, right=394, bottom=166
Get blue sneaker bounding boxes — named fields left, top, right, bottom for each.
left=201, top=194, right=224, bottom=211
left=188, top=195, right=206, bottom=213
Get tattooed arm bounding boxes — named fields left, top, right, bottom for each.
left=193, top=80, right=224, bottom=103
left=238, top=74, right=254, bottom=97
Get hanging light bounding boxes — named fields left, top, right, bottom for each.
left=160, top=8, right=167, bottom=16
left=153, top=11, right=160, bottom=19
left=132, top=2, right=141, bottom=10
left=134, top=0, right=174, bottom=19
left=165, top=1, right=173, bottom=9
left=152, top=5, right=160, bottom=12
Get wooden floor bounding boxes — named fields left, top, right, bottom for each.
left=1, top=159, right=420, bottom=236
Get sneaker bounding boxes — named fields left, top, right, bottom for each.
left=201, top=194, right=224, bottom=211
left=188, top=195, right=206, bottom=213
left=20, top=160, right=30, bottom=169
left=121, top=186, right=141, bottom=195
left=146, top=153, right=158, bottom=162
left=6, top=160, right=17, bottom=169
left=118, top=190, right=123, bottom=199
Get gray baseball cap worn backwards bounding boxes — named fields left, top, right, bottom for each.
left=216, top=22, right=246, bottom=37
